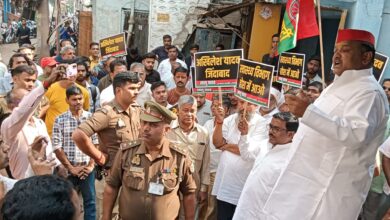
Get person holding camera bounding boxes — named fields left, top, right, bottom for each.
left=44, top=63, right=90, bottom=137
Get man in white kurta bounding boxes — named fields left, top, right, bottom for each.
left=212, top=100, right=268, bottom=219
left=233, top=112, right=299, bottom=220
left=259, top=29, right=389, bottom=220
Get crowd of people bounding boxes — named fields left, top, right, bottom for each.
left=0, top=22, right=389, bottom=220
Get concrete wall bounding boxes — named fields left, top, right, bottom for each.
left=148, top=0, right=210, bottom=51
left=92, top=0, right=152, bottom=41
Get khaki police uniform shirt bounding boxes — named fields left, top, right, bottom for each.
left=78, top=99, right=141, bottom=168
left=106, top=138, right=197, bottom=220
left=166, top=120, right=210, bottom=192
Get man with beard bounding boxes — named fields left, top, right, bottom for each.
left=233, top=112, right=298, bottom=219
left=167, top=67, right=191, bottom=105
left=151, top=81, right=172, bottom=108
left=152, top=34, right=183, bottom=63
left=166, top=95, right=210, bottom=219
left=55, top=46, right=76, bottom=64
left=227, top=93, right=239, bottom=116
left=102, top=101, right=196, bottom=220
left=383, top=79, right=390, bottom=106
left=263, top=29, right=389, bottom=219
left=304, top=55, right=322, bottom=84
left=258, top=88, right=284, bottom=123
left=142, top=52, right=161, bottom=84
left=212, top=99, right=268, bottom=219
left=157, top=46, right=187, bottom=90
left=193, top=93, right=212, bottom=126
left=132, top=63, right=152, bottom=107
left=75, top=61, right=100, bottom=113
left=45, top=63, right=90, bottom=137
left=306, top=81, right=323, bottom=103
left=52, top=86, right=97, bottom=220
left=97, top=56, right=121, bottom=92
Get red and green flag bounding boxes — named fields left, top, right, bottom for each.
left=278, top=0, right=319, bottom=54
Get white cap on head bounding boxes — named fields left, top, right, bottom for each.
left=271, top=87, right=285, bottom=107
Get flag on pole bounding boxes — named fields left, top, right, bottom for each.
left=298, top=0, right=319, bottom=40
left=278, top=0, right=319, bottom=54
left=278, top=0, right=299, bottom=54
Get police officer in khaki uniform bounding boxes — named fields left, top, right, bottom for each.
left=72, top=71, right=142, bottom=219
left=103, top=101, right=197, bottom=220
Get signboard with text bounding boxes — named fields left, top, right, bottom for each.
left=191, top=66, right=233, bottom=93
left=99, top=33, right=127, bottom=58
left=276, top=52, right=305, bottom=88
left=373, top=52, right=388, bottom=81
left=234, top=59, right=274, bottom=107
left=194, top=49, right=243, bottom=88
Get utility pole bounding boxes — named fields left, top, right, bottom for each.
left=56, top=0, right=61, bottom=53
left=37, top=0, right=50, bottom=58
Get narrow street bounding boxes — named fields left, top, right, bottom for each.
left=0, top=38, right=37, bottom=63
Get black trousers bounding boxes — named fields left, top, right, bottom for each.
left=217, top=199, right=236, bottom=220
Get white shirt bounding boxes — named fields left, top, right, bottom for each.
left=203, top=118, right=222, bottom=173
left=100, top=83, right=152, bottom=108
left=196, top=100, right=213, bottom=126
left=212, top=112, right=268, bottom=205
left=1, top=86, right=60, bottom=179
left=233, top=143, right=291, bottom=220
left=100, top=85, right=114, bottom=106
left=304, top=72, right=322, bottom=84
left=35, top=63, right=44, bottom=77
left=261, top=69, right=389, bottom=220
left=157, top=58, right=187, bottom=90
left=136, top=82, right=152, bottom=107
left=258, top=107, right=279, bottom=124
left=379, top=136, right=390, bottom=194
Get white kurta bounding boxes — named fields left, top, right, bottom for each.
left=260, top=68, right=389, bottom=220
left=233, top=143, right=290, bottom=220
left=212, top=113, right=268, bottom=205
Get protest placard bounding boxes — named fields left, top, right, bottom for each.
left=276, top=52, right=305, bottom=88
left=191, top=67, right=234, bottom=93
left=194, top=49, right=243, bottom=88
left=373, top=52, right=388, bottom=81
left=234, top=59, right=274, bottom=107
left=99, top=33, right=127, bottom=58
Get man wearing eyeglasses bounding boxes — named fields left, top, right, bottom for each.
left=233, top=112, right=298, bottom=219
left=212, top=99, right=268, bottom=219
left=261, top=29, right=389, bottom=219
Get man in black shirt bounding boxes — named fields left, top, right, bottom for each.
left=16, top=18, right=31, bottom=46
left=142, top=52, right=161, bottom=84
left=152, top=34, right=183, bottom=63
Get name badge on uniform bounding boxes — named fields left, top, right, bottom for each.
left=130, top=166, right=144, bottom=173
left=117, top=118, right=125, bottom=128
left=148, top=182, right=164, bottom=195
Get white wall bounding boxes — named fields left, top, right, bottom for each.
left=92, top=0, right=135, bottom=41
left=148, top=0, right=210, bottom=51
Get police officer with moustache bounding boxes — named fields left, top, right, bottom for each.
left=102, top=101, right=197, bottom=220
left=72, top=72, right=142, bottom=219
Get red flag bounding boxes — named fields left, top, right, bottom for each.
left=297, top=0, right=319, bottom=40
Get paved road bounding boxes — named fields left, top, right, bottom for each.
left=0, top=38, right=38, bottom=64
